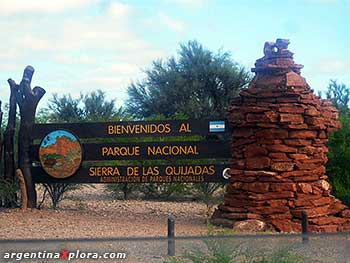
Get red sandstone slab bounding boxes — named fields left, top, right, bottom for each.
left=268, top=212, right=293, bottom=220
left=284, top=139, right=311, bottom=146
left=246, top=157, right=271, bottom=169
left=308, top=225, right=339, bottom=233
left=269, top=152, right=291, bottom=162
left=288, top=153, right=309, bottom=160
left=289, top=130, right=317, bottom=138
left=280, top=113, right=304, bottom=123
left=240, top=182, right=270, bottom=193
left=309, top=216, right=346, bottom=226
left=305, top=106, right=321, bottom=116
left=278, top=106, right=305, bottom=114
left=244, top=145, right=268, bottom=158
left=270, top=183, right=297, bottom=192
left=249, top=206, right=289, bottom=215
left=286, top=71, right=307, bottom=86
left=271, top=219, right=300, bottom=232
left=291, top=205, right=331, bottom=218
left=266, top=144, right=297, bottom=153
left=271, top=162, right=294, bottom=172
left=268, top=199, right=288, bottom=207
left=296, top=183, right=313, bottom=194
left=250, top=191, right=295, bottom=200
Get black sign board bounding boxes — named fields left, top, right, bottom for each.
left=30, top=141, right=231, bottom=161
left=32, top=119, right=230, bottom=139
left=30, top=119, right=231, bottom=183
left=32, top=164, right=228, bottom=184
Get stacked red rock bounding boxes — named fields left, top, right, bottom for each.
left=212, top=39, right=350, bottom=232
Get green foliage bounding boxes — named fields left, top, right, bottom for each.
left=127, top=40, right=251, bottom=119
left=327, top=113, right=350, bottom=204
left=0, top=178, right=18, bottom=207
left=193, top=183, right=225, bottom=223
left=39, top=89, right=126, bottom=123
left=325, top=80, right=350, bottom=204
left=165, top=239, right=304, bottom=263
left=326, top=80, right=349, bottom=114
left=42, top=183, right=80, bottom=209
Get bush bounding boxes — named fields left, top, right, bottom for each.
left=192, top=183, right=225, bottom=223
left=41, top=183, right=80, bottom=209
left=0, top=178, right=18, bottom=207
left=327, top=113, right=350, bottom=205
left=165, top=239, right=304, bottom=263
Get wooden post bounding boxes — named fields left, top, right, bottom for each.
left=3, top=78, right=18, bottom=207
left=301, top=211, right=309, bottom=244
left=8, top=66, right=45, bottom=208
left=0, top=101, right=2, bottom=207
left=168, top=214, right=175, bottom=256
left=16, top=169, right=28, bottom=210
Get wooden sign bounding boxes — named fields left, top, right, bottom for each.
left=30, top=141, right=231, bottom=161
left=32, top=164, right=229, bottom=183
left=32, top=119, right=229, bottom=139
left=30, top=119, right=231, bottom=183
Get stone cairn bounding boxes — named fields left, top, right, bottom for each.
left=212, top=39, right=350, bottom=232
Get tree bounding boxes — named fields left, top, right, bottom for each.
left=325, top=80, right=350, bottom=204
left=44, top=89, right=124, bottom=123
left=82, top=90, right=119, bottom=121
left=46, top=94, right=83, bottom=122
left=126, top=40, right=251, bottom=118
left=326, top=80, right=349, bottom=114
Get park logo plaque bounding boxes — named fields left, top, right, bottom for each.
left=39, top=130, right=83, bottom=179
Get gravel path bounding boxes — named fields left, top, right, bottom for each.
left=0, top=185, right=209, bottom=240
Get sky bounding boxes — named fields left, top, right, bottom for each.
left=0, top=0, right=349, bottom=109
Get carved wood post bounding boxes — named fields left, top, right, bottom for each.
left=0, top=101, right=2, bottom=207
left=4, top=79, right=17, bottom=184
left=16, top=169, right=28, bottom=210
left=8, top=66, right=45, bottom=208
left=0, top=101, right=3, bottom=162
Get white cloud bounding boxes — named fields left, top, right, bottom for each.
left=305, top=0, right=338, bottom=3
left=107, top=2, right=132, bottom=18
left=0, top=0, right=100, bottom=15
left=54, top=54, right=97, bottom=65
left=162, top=0, right=204, bottom=8
left=314, top=57, right=350, bottom=74
left=158, top=13, right=186, bottom=33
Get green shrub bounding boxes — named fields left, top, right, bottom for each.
left=41, top=183, right=80, bottom=209
left=193, top=183, right=225, bottom=223
left=165, top=239, right=304, bottom=263
left=0, top=178, right=18, bottom=207
left=327, top=114, right=350, bottom=205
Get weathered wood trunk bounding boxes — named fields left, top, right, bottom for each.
left=4, top=81, right=17, bottom=184
left=8, top=66, right=45, bottom=208
left=0, top=101, right=3, bottom=207
left=16, top=169, right=28, bottom=210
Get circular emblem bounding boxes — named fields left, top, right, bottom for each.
left=39, top=130, right=83, bottom=179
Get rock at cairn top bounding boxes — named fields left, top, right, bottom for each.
left=252, top=38, right=304, bottom=75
